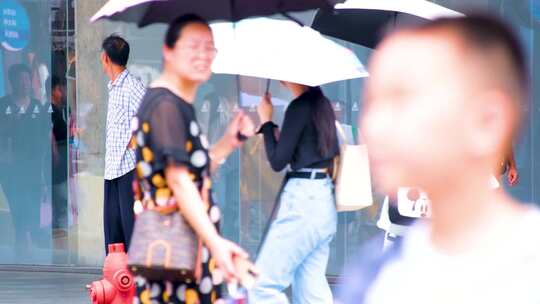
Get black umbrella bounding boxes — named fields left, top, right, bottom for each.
left=312, top=9, right=426, bottom=49
left=311, top=1, right=462, bottom=49
left=91, top=0, right=343, bottom=26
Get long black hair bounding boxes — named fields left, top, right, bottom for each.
left=310, top=87, right=337, bottom=158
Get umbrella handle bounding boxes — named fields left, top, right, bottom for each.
left=237, top=132, right=248, bottom=142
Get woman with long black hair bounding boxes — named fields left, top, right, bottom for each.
left=250, top=82, right=339, bottom=303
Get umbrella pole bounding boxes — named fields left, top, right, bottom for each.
left=229, top=0, right=237, bottom=21
left=265, top=79, right=271, bottom=94
left=346, top=76, right=352, bottom=125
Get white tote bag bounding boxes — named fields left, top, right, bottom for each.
left=333, top=121, right=373, bottom=212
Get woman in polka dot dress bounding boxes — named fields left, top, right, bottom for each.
left=130, top=14, right=255, bottom=304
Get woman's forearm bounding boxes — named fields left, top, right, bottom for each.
left=166, top=165, right=220, bottom=246
left=209, top=137, right=234, bottom=172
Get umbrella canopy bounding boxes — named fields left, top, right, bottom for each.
left=91, top=0, right=343, bottom=26
left=312, top=0, right=463, bottom=48
left=211, top=17, right=368, bottom=87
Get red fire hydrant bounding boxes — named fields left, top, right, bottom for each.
left=87, top=243, right=135, bottom=304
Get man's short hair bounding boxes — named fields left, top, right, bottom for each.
left=415, top=14, right=528, bottom=99
left=102, top=34, right=130, bottom=66
left=8, top=63, right=31, bottom=87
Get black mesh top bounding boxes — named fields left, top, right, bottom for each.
left=131, top=87, right=211, bottom=208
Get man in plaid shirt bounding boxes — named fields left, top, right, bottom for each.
left=100, top=35, right=146, bottom=253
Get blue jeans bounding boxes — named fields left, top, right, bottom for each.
left=250, top=176, right=337, bottom=304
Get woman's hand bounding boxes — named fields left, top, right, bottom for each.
left=239, top=113, right=256, bottom=141
left=224, top=111, right=255, bottom=149
left=207, top=236, right=249, bottom=282
left=209, top=111, right=255, bottom=170
left=507, top=165, right=518, bottom=186
left=257, top=93, right=273, bottom=124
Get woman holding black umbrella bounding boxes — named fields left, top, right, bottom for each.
left=251, top=82, right=339, bottom=303
left=129, top=14, right=255, bottom=303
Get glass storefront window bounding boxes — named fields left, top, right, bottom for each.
left=0, top=0, right=74, bottom=265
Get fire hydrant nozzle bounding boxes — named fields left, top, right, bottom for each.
left=87, top=243, right=135, bottom=304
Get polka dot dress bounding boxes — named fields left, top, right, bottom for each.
left=131, top=88, right=223, bottom=304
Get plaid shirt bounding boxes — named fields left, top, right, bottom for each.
left=104, top=69, right=146, bottom=180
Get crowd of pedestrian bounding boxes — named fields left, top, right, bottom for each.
left=1, top=3, right=538, bottom=304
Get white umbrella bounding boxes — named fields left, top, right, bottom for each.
left=335, top=0, right=464, bottom=20
left=211, top=17, right=368, bottom=87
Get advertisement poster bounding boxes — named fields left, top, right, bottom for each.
left=0, top=0, right=30, bottom=52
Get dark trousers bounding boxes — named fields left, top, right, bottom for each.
left=3, top=177, right=44, bottom=252
left=104, top=170, right=135, bottom=254
left=52, top=142, right=68, bottom=230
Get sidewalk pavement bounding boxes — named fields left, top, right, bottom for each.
left=0, top=270, right=342, bottom=303
left=0, top=270, right=100, bottom=304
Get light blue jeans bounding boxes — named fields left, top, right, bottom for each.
left=249, top=176, right=337, bottom=304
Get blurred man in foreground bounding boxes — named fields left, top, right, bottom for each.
left=338, top=14, right=540, bottom=304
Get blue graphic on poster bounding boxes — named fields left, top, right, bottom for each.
left=532, top=0, right=540, bottom=22
left=0, top=0, right=30, bottom=52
